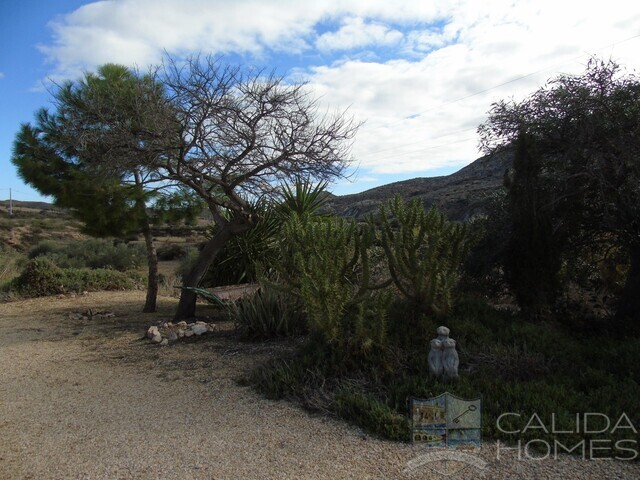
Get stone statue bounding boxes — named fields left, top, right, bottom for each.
left=429, top=326, right=459, bottom=381
left=442, top=338, right=459, bottom=380
left=428, top=339, right=443, bottom=376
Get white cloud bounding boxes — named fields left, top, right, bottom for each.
left=316, top=17, right=403, bottom=51
left=38, top=0, right=453, bottom=79
left=36, top=0, right=640, bottom=181
left=299, top=0, right=640, bottom=175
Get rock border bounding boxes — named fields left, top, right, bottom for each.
left=146, top=321, right=216, bottom=346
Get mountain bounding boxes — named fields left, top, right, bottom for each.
left=0, top=199, right=60, bottom=213
left=2, top=151, right=512, bottom=222
left=327, top=150, right=513, bottom=221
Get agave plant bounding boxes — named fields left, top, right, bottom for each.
left=277, top=179, right=330, bottom=220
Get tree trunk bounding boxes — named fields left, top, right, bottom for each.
left=141, top=223, right=158, bottom=313
left=616, top=244, right=640, bottom=328
left=173, top=226, right=234, bottom=320
left=132, top=171, right=158, bottom=314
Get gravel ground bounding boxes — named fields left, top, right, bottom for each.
left=1, top=291, right=638, bottom=479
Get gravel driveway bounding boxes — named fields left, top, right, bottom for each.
left=1, top=291, right=638, bottom=479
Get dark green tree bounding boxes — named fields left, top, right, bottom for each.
left=503, top=132, right=565, bottom=316
left=12, top=64, right=201, bottom=312
left=479, top=58, right=640, bottom=324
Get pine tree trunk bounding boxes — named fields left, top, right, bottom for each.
left=132, top=171, right=158, bottom=313
left=141, top=223, right=158, bottom=313
left=173, top=226, right=234, bottom=321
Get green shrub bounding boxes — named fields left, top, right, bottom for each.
left=269, top=217, right=391, bottom=358
left=334, top=389, right=410, bottom=441
left=13, top=257, right=64, bottom=296
left=230, top=287, right=307, bottom=339
left=27, top=238, right=146, bottom=271
left=27, top=240, right=59, bottom=259
left=60, top=268, right=143, bottom=292
left=10, top=257, right=142, bottom=297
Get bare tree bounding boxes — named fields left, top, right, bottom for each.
left=72, top=56, right=359, bottom=319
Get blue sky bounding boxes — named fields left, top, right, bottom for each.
left=1, top=0, right=639, bottom=203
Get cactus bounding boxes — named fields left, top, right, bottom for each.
left=267, top=216, right=390, bottom=355
left=377, top=195, right=470, bottom=317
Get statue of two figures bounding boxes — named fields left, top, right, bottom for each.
left=428, top=326, right=459, bottom=381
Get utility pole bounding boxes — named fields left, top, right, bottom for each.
left=9, top=188, right=13, bottom=216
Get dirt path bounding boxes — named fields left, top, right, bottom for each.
left=1, top=291, right=638, bottom=479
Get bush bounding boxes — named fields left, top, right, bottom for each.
left=9, top=257, right=143, bottom=297
left=27, top=238, right=146, bottom=271
left=60, top=268, right=143, bottom=292
left=269, top=217, right=391, bottom=359
left=378, top=195, right=471, bottom=319
left=13, top=257, right=64, bottom=296
left=230, top=287, right=307, bottom=339
left=334, top=389, right=410, bottom=441
left=27, top=240, right=59, bottom=259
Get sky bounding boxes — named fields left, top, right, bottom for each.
left=1, top=0, right=639, bottom=203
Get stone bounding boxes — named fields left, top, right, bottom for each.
left=195, top=321, right=207, bottom=326
left=191, top=324, right=208, bottom=336
left=160, top=338, right=169, bottom=346
left=176, top=321, right=188, bottom=328
left=429, top=326, right=459, bottom=381
left=206, top=323, right=216, bottom=332
left=151, top=333, right=163, bottom=343
left=167, top=331, right=178, bottom=342
left=147, top=326, right=160, bottom=339
left=184, top=330, right=194, bottom=338
left=177, top=329, right=185, bottom=338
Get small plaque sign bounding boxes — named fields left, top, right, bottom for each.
left=411, top=393, right=481, bottom=447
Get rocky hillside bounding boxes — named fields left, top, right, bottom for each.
left=327, top=149, right=513, bottom=221
left=3, top=150, right=512, bottom=225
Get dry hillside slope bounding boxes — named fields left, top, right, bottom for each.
left=328, top=150, right=513, bottom=221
